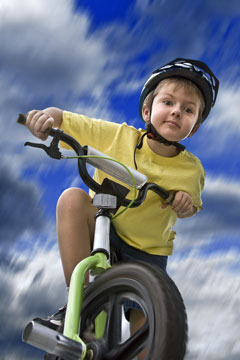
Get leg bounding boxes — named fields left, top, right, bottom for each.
left=56, top=187, right=97, bottom=286
left=130, top=309, right=147, bottom=360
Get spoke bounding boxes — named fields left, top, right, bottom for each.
left=104, top=294, right=123, bottom=348
left=105, top=321, right=149, bottom=360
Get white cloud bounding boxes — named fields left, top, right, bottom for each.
left=206, top=85, right=240, bottom=134
left=2, top=244, right=87, bottom=356
left=168, top=250, right=240, bottom=359
left=0, top=0, right=134, bottom=165
left=0, top=0, right=122, bottom=98
left=204, top=175, right=240, bottom=195
left=173, top=175, right=240, bottom=252
left=182, top=82, right=240, bottom=159
left=0, top=0, right=71, bottom=22
left=0, top=243, right=65, bottom=358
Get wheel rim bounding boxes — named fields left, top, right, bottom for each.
left=80, top=281, right=156, bottom=360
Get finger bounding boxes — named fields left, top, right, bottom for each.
left=178, top=197, right=194, bottom=214
left=178, top=202, right=192, bottom=215
left=41, top=116, right=54, bottom=133
left=37, top=119, right=53, bottom=140
left=28, top=110, right=44, bottom=134
left=31, top=111, right=53, bottom=140
left=172, top=196, right=190, bottom=213
left=32, top=113, right=50, bottom=134
left=171, top=192, right=184, bottom=210
left=26, top=110, right=39, bottom=128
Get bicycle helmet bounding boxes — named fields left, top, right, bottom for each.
left=133, top=58, right=219, bottom=168
left=139, top=58, right=219, bottom=122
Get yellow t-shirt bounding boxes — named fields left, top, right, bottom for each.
left=61, top=111, right=205, bottom=256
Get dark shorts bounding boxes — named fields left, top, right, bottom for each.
left=110, top=224, right=168, bottom=320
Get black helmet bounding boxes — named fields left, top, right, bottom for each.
left=139, top=58, right=219, bottom=122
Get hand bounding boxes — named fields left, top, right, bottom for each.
left=162, top=191, right=197, bottom=218
left=26, top=110, right=54, bottom=140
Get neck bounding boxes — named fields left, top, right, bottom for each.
left=146, top=137, right=180, bottom=157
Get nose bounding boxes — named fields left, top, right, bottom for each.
left=171, top=105, right=181, bottom=118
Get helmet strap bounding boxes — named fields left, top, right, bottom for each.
left=133, top=123, right=185, bottom=169
left=145, top=122, right=186, bottom=151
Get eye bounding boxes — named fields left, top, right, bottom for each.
left=185, top=107, right=193, bottom=114
left=163, top=100, right=173, bottom=106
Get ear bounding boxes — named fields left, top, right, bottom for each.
left=188, top=123, right=200, bottom=137
left=142, top=104, right=150, bottom=123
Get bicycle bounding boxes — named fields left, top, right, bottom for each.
left=17, top=113, right=188, bottom=360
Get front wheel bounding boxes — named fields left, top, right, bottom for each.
left=80, top=261, right=187, bottom=360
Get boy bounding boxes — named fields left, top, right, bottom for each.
left=25, top=58, right=219, bottom=355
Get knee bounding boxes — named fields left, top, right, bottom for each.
left=57, top=188, right=91, bottom=215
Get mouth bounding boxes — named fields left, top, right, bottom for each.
left=164, top=120, right=180, bottom=128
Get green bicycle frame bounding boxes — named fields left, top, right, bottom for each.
left=63, top=251, right=111, bottom=355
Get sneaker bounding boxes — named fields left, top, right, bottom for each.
left=47, top=304, right=67, bottom=327
left=34, top=304, right=67, bottom=331
left=44, top=354, right=60, bottom=360
left=33, top=305, right=67, bottom=360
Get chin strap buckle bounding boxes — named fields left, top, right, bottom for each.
left=145, top=123, right=186, bottom=151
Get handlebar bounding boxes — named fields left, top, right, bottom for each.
left=17, top=114, right=175, bottom=208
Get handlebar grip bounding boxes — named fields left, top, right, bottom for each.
left=164, top=190, right=176, bottom=204
left=17, top=113, right=52, bottom=136
left=17, top=113, right=27, bottom=125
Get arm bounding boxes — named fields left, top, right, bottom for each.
left=25, top=107, right=63, bottom=140
left=162, top=191, right=198, bottom=218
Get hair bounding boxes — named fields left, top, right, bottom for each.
left=143, top=77, right=205, bottom=125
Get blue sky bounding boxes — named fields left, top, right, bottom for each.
left=1, top=0, right=240, bottom=359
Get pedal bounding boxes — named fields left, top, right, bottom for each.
left=22, top=319, right=86, bottom=359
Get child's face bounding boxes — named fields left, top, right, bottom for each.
left=142, top=82, right=201, bottom=142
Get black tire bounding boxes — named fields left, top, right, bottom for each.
left=80, top=261, right=188, bottom=360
